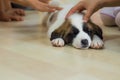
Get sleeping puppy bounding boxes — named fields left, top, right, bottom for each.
left=42, top=1, right=104, bottom=49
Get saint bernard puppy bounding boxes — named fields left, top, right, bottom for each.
left=42, top=1, right=104, bottom=49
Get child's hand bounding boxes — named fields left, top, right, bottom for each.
left=39, top=0, right=50, bottom=3
left=66, top=0, right=104, bottom=22
left=66, top=0, right=120, bottom=22
left=27, top=0, right=62, bottom=12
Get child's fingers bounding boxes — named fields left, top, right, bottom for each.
left=31, top=1, right=62, bottom=12
left=37, top=3, right=62, bottom=12
left=10, top=15, right=23, bottom=21
left=83, top=8, right=95, bottom=22
left=48, top=5, right=63, bottom=10
left=0, top=17, right=11, bottom=22
left=66, top=5, right=81, bottom=18
left=37, top=6, right=54, bottom=12
left=66, top=2, right=86, bottom=18
left=39, top=0, right=51, bottom=3
left=14, top=9, right=25, bottom=16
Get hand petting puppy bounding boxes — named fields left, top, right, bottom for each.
left=26, top=0, right=62, bottom=12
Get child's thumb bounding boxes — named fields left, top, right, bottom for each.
left=83, top=8, right=94, bottom=22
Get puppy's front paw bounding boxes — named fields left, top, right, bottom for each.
left=51, top=38, right=65, bottom=47
left=90, top=35, right=104, bottom=49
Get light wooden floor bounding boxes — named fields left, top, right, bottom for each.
left=0, top=1, right=120, bottom=80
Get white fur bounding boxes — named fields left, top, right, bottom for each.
left=51, top=38, right=65, bottom=47
left=68, top=13, right=84, bottom=31
left=46, top=2, right=91, bottom=48
left=68, top=14, right=91, bottom=49
left=49, top=12, right=92, bottom=48
left=42, top=1, right=103, bottom=49
left=72, top=31, right=91, bottom=49
left=90, top=35, right=104, bottom=49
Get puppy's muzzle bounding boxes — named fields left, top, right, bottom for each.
left=81, top=39, right=89, bottom=48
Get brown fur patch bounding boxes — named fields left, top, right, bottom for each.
left=53, top=19, right=72, bottom=39
left=88, top=20, right=99, bottom=30
left=87, top=20, right=103, bottom=39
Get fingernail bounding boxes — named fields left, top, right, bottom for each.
left=50, top=9, right=55, bottom=12
left=52, top=9, right=56, bottom=11
left=59, top=8, right=63, bottom=10
left=8, top=19, right=11, bottom=22
left=83, top=20, right=87, bottom=22
left=83, top=17, right=88, bottom=22
left=66, top=14, right=70, bottom=18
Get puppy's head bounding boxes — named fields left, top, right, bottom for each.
left=68, top=13, right=103, bottom=49
left=50, top=13, right=102, bottom=49
left=67, top=13, right=92, bottom=49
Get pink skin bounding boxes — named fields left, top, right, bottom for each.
left=66, top=0, right=120, bottom=22
left=0, top=0, right=25, bottom=21
left=0, top=0, right=62, bottom=22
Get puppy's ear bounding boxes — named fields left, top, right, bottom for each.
left=49, top=12, right=59, bottom=24
left=41, top=11, right=59, bottom=27
left=50, top=20, right=72, bottom=42
left=41, top=13, right=51, bottom=27
left=88, top=20, right=103, bottom=39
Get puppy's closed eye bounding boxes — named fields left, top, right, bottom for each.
left=83, top=22, right=94, bottom=39
left=64, top=26, right=79, bottom=44
left=71, top=26, right=79, bottom=35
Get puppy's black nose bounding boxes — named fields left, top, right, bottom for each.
left=81, top=39, right=88, bottom=46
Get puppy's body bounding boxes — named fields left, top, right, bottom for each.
left=42, top=2, right=104, bottom=49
